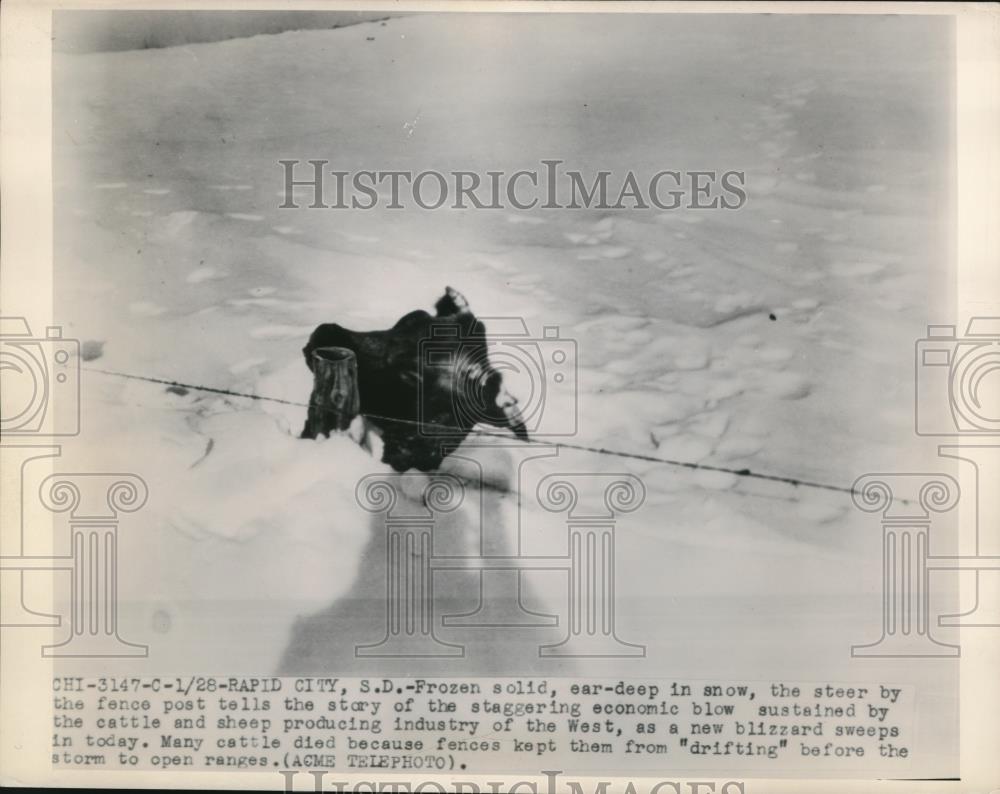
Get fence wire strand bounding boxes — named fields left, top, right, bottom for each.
left=83, top=366, right=858, bottom=496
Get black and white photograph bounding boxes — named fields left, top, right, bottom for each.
left=1, top=2, right=998, bottom=790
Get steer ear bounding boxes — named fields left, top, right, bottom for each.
left=485, top=393, right=529, bottom=441
left=498, top=390, right=530, bottom=441
left=477, top=375, right=530, bottom=441
left=435, top=286, right=471, bottom=317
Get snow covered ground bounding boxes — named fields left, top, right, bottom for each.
left=46, top=12, right=958, bottom=775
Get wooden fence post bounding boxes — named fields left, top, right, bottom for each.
left=301, top=346, right=361, bottom=439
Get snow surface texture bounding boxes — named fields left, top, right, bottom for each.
left=48, top=12, right=958, bottom=773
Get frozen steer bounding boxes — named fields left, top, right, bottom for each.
left=302, top=287, right=528, bottom=472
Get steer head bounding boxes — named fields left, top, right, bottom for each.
left=303, top=287, right=528, bottom=472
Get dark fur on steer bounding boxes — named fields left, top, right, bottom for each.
left=303, top=287, right=529, bottom=472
